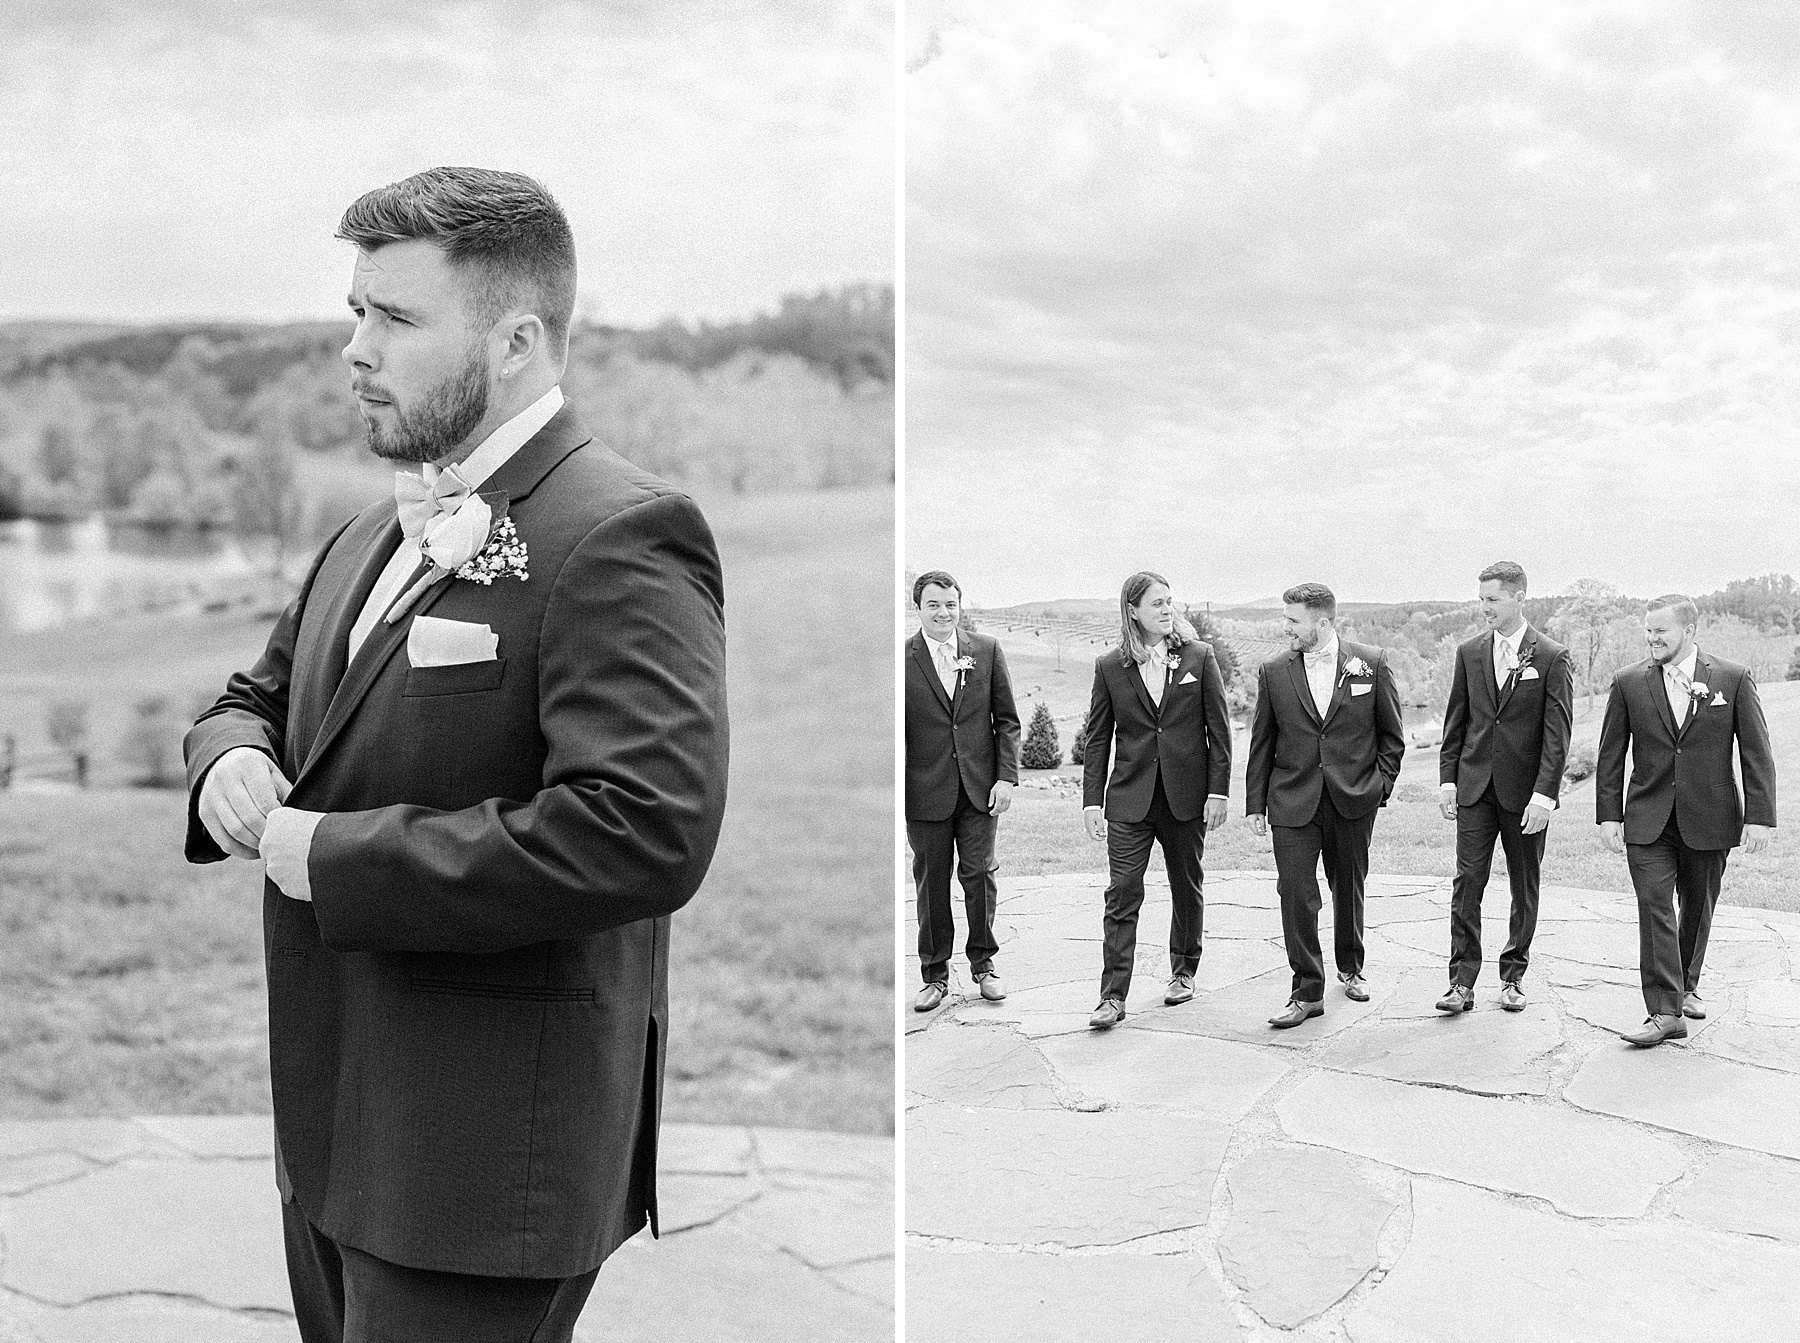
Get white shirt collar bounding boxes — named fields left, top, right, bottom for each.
left=1494, top=622, right=1527, bottom=655
left=924, top=629, right=956, bottom=649
left=422, top=385, right=564, bottom=492
left=1670, top=643, right=1699, bottom=681
left=1306, top=631, right=1339, bottom=663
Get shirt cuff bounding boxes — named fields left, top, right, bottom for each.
left=1207, top=793, right=1228, bottom=801
left=1083, top=804, right=1101, bottom=813
left=1440, top=782, right=1456, bottom=793
left=260, top=806, right=325, bottom=902
left=1528, top=792, right=1558, bottom=813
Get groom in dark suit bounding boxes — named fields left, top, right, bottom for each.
left=185, top=168, right=728, bottom=1340
left=905, top=570, right=1021, bottom=1012
left=1436, top=561, right=1574, bottom=1013
left=1247, top=583, right=1405, bottom=1028
left=1598, top=594, right=1776, bottom=1046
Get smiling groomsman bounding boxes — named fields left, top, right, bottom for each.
left=1247, top=583, right=1405, bottom=1028
left=1436, top=562, right=1574, bottom=1014
left=905, top=571, right=1021, bottom=1011
left=1598, top=594, right=1776, bottom=1046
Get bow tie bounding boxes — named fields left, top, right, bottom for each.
left=1304, top=648, right=1334, bottom=667
left=395, top=465, right=473, bottom=542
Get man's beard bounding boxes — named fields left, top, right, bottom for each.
left=361, top=349, right=490, bottom=464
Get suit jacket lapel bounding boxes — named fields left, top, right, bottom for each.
left=1495, top=627, right=1533, bottom=714
left=911, top=633, right=953, bottom=715
left=1677, top=653, right=1709, bottom=742
left=1320, top=646, right=1350, bottom=726
left=1474, top=636, right=1499, bottom=719
left=1128, top=654, right=1160, bottom=721
left=295, top=509, right=404, bottom=764
left=1645, top=662, right=1680, bottom=744
left=949, top=633, right=968, bottom=717
left=1286, top=652, right=1322, bottom=727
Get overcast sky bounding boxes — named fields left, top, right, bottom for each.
left=905, top=0, right=1800, bottom=607
left=0, top=0, right=892, bottom=327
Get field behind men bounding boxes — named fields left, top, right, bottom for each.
left=0, top=486, right=893, bottom=1133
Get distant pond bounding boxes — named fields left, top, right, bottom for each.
left=0, top=517, right=269, bottom=636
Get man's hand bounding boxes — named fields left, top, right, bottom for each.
left=1248, top=813, right=1268, bottom=839
left=1521, top=803, right=1553, bottom=835
left=1203, top=796, right=1228, bottom=831
left=1600, top=820, right=1624, bottom=854
left=1083, top=806, right=1106, bottom=842
left=198, top=747, right=292, bottom=860
left=1439, top=789, right=1458, bottom=822
left=988, top=780, right=1014, bottom=816
left=1744, top=824, right=1773, bottom=855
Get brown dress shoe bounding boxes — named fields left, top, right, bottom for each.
left=1436, top=984, right=1474, bottom=1014
left=1339, top=972, right=1370, bottom=1002
left=1089, top=999, right=1126, bottom=1029
left=1164, top=974, right=1194, bottom=1006
left=1269, top=999, right=1324, bottom=1029
left=914, top=981, right=947, bottom=1013
left=1622, top=1014, right=1688, bottom=1047
left=1682, top=992, right=1705, bottom=1020
left=1499, top=982, right=1526, bottom=1012
left=975, top=971, right=1006, bottom=1002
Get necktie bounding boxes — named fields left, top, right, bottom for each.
left=935, top=641, right=958, bottom=695
left=394, top=464, right=473, bottom=542
left=1669, top=664, right=1692, bottom=726
left=1497, top=637, right=1517, bottom=689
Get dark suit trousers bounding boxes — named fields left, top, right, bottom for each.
left=284, top=1200, right=600, bottom=1343
left=1100, top=774, right=1205, bottom=1003
left=908, top=785, right=1000, bottom=983
left=1448, top=785, right=1545, bottom=987
left=1272, top=791, right=1374, bottom=1002
left=1626, top=814, right=1728, bottom=1016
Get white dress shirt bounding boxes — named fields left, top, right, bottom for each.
left=924, top=629, right=959, bottom=698
left=1303, top=631, right=1339, bottom=717
left=1138, top=642, right=1170, bottom=708
left=260, top=385, right=565, bottom=902
left=1442, top=620, right=1557, bottom=813
left=1664, top=643, right=1700, bottom=729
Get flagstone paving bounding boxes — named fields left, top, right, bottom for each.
left=907, top=870, right=1800, bottom=1342
left=0, top=1118, right=892, bottom=1342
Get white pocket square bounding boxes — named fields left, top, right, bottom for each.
left=1519, top=667, right=1540, bottom=680
left=1178, top=672, right=1197, bottom=684
left=1711, top=693, right=1727, bottom=706
left=408, top=615, right=498, bottom=667
left=1350, top=683, right=1372, bottom=697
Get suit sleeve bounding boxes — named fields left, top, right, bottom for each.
left=1081, top=658, right=1113, bottom=810
left=1245, top=662, right=1275, bottom=816
left=181, top=516, right=354, bottom=863
left=1202, top=646, right=1232, bottom=797
left=1438, top=648, right=1468, bottom=787
left=304, top=493, right=730, bottom=954
left=1374, top=651, right=1405, bottom=796
left=1533, top=647, right=1575, bottom=803
left=1595, top=676, right=1631, bottom=824
left=989, top=642, right=1021, bottom=784
left=1736, top=670, right=1777, bottom=829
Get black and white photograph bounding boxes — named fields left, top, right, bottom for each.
left=905, top=3, right=1796, bottom=1338
left=0, top=4, right=893, bottom=1340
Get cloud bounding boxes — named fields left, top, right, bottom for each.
left=906, top=0, right=1800, bottom=605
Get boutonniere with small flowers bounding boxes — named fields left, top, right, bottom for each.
left=953, top=654, right=976, bottom=688
left=387, top=494, right=527, bottom=624
left=1688, top=679, right=1713, bottom=707
left=1505, top=644, right=1533, bottom=686
left=1339, top=655, right=1373, bottom=687
left=455, top=514, right=530, bottom=586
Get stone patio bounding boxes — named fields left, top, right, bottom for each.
left=906, top=870, right=1800, bottom=1341
left=0, top=1118, right=892, bottom=1341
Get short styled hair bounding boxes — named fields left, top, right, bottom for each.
left=1478, top=561, right=1527, bottom=595
left=1646, top=593, right=1699, bottom=626
left=1282, top=582, right=1336, bottom=619
left=913, top=570, right=961, bottom=606
left=337, top=166, right=577, bottom=357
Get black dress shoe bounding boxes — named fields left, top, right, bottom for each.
left=1089, top=999, right=1126, bottom=1029
left=1339, top=972, right=1370, bottom=1002
left=1436, top=984, right=1474, bottom=1014
left=1164, top=974, right=1194, bottom=1006
left=1269, top=999, right=1324, bottom=1029
left=1499, top=981, right=1526, bottom=1012
left=1623, top=1014, right=1688, bottom=1047
left=1682, top=992, right=1705, bottom=1020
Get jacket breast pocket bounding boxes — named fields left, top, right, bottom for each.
left=403, top=658, right=507, bottom=697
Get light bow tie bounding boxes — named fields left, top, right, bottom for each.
left=394, top=466, right=473, bottom=542
left=1305, top=650, right=1334, bottom=667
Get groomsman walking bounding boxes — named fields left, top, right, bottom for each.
left=1081, top=572, right=1231, bottom=1029
left=1597, top=595, right=1776, bottom=1046
left=905, top=571, right=1021, bottom=1011
left=1247, top=583, right=1405, bottom=1028
left=1436, top=562, right=1574, bottom=1013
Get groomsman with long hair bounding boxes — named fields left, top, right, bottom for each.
left=1436, top=561, right=1574, bottom=1013
left=1081, top=572, right=1232, bottom=1029
left=905, top=570, right=1021, bottom=1012
left=1597, top=594, right=1776, bottom=1046
left=1247, top=583, right=1405, bottom=1028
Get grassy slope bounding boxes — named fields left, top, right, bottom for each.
left=0, top=486, right=894, bottom=1132
left=1000, top=680, right=1800, bottom=914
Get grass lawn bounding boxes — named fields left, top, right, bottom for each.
left=0, top=486, right=894, bottom=1133
left=999, top=679, right=1800, bottom=914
